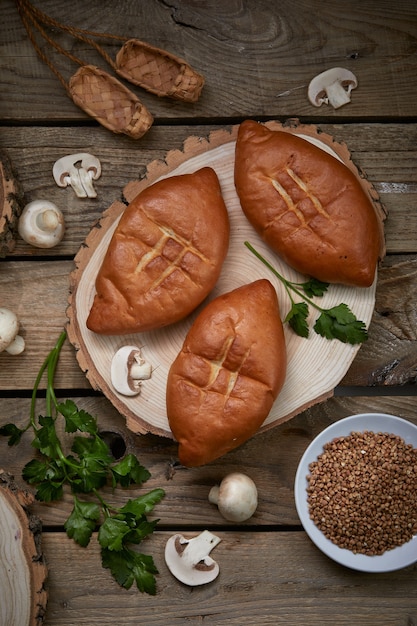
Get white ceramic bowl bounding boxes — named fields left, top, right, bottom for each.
left=294, top=413, right=417, bottom=572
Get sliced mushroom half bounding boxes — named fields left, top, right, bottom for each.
left=165, top=530, right=221, bottom=586
left=308, top=67, right=358, bottom=109
left=110, top=345, right=152, bottom=396
left=53, top=153, right=101, bottom=198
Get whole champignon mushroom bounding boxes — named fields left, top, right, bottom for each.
left=165, top=530, right=221, bottom=586
left=110, top=345, right=152, bottom=397
left=53, top=153, right=101, bottom=198
left=208, top=473, right=258, bottom=522
left=0, top=307, right=25, bottom=355
left=308, top=67, right=358, bottom=109
left=18, top=200, right=65, bottom=249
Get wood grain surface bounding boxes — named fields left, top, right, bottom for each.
left=0, top=1, right=416, bottom=624
left=2, top=0, right=417, bottom=121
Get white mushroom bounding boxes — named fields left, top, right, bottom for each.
left=308, top=67, right=358, bottom=109
left=165, top=530, right=221, bottom=586
left=53, top=153, right=101, bottom=198
left=0, top=308, right=25, bottom=355
left=208, top=473, right=258, bottom=522
left=110, top=345, right=152, bottom=397
left=18, top=200, right=65, bottom=249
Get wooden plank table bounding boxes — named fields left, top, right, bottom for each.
left=1, top=1, right=417, bottom=624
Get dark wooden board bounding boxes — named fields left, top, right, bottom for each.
left=1, top=0, right=417, bottom=122
left=1, top=395, right=416, bottom=527
left=35, top=530, right=417, bottom=625
left=0, top=123, right=416, bottom=258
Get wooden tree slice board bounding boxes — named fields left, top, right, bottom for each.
left=67, top=119, right=386, bottom=439
left=0, top=470, right=48, bottom=626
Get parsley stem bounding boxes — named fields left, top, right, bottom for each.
left=244, top=241, right=325, bottom=313
left=30, top=330, right=67, bottom=428
left=93, top=489, right=111, bottom=516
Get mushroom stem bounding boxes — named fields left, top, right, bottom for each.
left=35, top=209, right=59, bottom=232
left=130, top=357, right=152, bottom=380
left=110, top=345, right=152, bottom=396
left=0, top=307, right=25, bottom=355
left=5, top=334, right=25, bottom=355
left=208, top=485, right=220, bottom=505
left=78, top=167, right=97, bottom=198
left=180, top=531, right=221, bottom=565
left=325, top=79, right=354, bottom=109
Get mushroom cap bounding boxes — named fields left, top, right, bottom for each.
left=308, top=67, right=358, bottom=107
left=0, top=307, right=20, bottom=353
left=209, top=472, right=258, bottom=522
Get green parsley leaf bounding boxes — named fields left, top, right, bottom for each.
left=245, top=241, right=368, bottom=344
left=0, top=423, right=26, bottom=446
left=23, top=457, right=55, bottom=483
left=299, top=278, right=329, bottom=298
left=65, top=497, right=101, bottom=547
left=71, top=434, right=112, bottom=463
left=69, top=462, right=108, bottom=493
left=119, top=489, right=166, bottom=518
left=111, top=454, right=151, bottom=488
left=98, top=517, right=131, bottom=551
left=23, top=458, right=65, bottom=502
left=5, top=330, right=164, bottom=594
left=314, top=304, right=368, bottom=345
left=101, top=547, right=158, bottom=594
left=70, top=435, right=112, bottom=492
left=124, top=518, right=159, bottom=545
left=285, top=302, right=309, bottom=338
left=34, top=480, right=64, bottom=502
left=32, top=415, right=61, bottom=458
left=58, top=399, right=98, bottom=435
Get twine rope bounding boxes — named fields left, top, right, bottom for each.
left=15, top=0, right=128, bottom=90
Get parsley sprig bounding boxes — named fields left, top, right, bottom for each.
left=0, top=331, right=165, bottom=595
left=245, top=241, right=368, bottom=345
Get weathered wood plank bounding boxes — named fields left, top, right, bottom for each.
left=342, top=254, right=417, bottom=386
left=0, top=123, right=415, bottom=257
left=1, top=255, right=416, bottom=390
left=1, top=395, right=415, bottom=527
left=1, top=0, right=417, bottom=121
left=39, top=530, right=417, bottom=626
left=1, top=3, right=416, bottom=623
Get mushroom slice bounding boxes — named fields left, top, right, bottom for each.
left=18, top=200, right=65, bottom=249
left=308, top=67, right=358, bottom=109
left=110, top=345, right=152, bottom=397
left=165, top=530, right=221, bottom=586
left=0, top=307, right=25, bottom=355
left=53, top=153, right=101, bottom=198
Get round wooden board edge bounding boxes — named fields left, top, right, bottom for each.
left=66, top=118, right=387, bottom=439
left=0, top=470, right=48, bottom=625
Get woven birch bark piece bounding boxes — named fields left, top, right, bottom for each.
left=67, top=119, right=386, bottom=439
left=68, top=64, right=153, bottom=139
left=0, top=470, right=48, bottom=626
left=115, top=39, right=205, bottom=102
